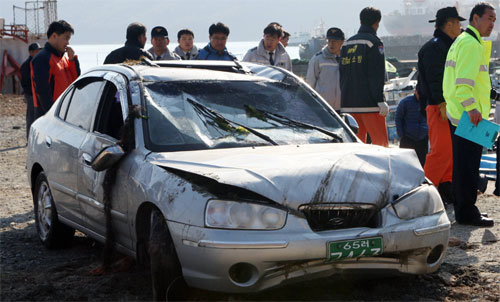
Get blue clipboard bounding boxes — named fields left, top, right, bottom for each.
left=455, top=112, right=500, bottom=149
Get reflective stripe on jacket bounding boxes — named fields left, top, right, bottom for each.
left=305, top=47, right=341, bottom=110
left=242, top=39, right=292, bottom=71
left=339, top=25, right=386, bottom=113
left=443, top=25, right=491, bottom=125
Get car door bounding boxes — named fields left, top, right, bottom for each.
left=47, top=77, right=104, bottom=227
left=77, top=73, right=133, bottom=250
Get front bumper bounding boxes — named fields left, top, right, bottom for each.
left=169, top=207, right=450, bottom=293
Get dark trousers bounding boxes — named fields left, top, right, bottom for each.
left=449, top=124, right=483, bottom=223
left=24, top=94, right=34, bottom=140
left=399, top=136, right=428, bottom=167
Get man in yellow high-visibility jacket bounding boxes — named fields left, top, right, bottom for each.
left=442, top=3, right=496, bottom=227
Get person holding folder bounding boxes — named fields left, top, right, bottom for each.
left=442, top=3, right=496, bottom=227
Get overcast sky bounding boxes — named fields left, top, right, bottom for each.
left=1, top=0, right=470, bottom=44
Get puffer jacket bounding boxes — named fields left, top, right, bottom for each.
left=306, top=46, right=341, bottom=110
left=395, top=94, right=428, bottom=141
left=242, top=39, right=292, bottom=71
left=417, top=28, right=454, bottom=107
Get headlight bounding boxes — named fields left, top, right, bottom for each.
left=205, top=199, right=287, bottom=230
left=390, top=185, right=445, bottom=220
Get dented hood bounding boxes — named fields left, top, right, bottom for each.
left=149, top=143, right=425, bottom=210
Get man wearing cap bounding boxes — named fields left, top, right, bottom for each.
left=417, top=6, right=464, bottom=204
left=104, top=22, right=153, bottom=64
left=174, top=29, right=199, bottom=60
left=306, top=27, right=345, bottom=112
left=339, top=7, right=389, bottom=147
left=20, top=42, right=41, bottom=139
left=148, top=26, right=180, bottom=60
left=197, top=22, right=236, bottom=61
left=243, top=23, right=292, bottom=71
left=442, top=3, right=497, bottom=227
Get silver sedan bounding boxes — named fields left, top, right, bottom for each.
left=27, top=60, right=450, bottom=299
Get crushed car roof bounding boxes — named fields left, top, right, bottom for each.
left=85, top=60, right=280, bottom=82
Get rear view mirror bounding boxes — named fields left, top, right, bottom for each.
left=342, top=113, right=359, bottom=134
left=91, top=144, right=125, bottom=172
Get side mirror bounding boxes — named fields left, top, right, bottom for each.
left=342, top=113, right=359, bottom=134
left=91, top=144, right=125, bottom=172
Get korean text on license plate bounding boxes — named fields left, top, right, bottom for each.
left=328, top=237, right=383, bottom=261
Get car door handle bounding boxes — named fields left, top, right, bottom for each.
left=45, top=136, right=52, bottom=148
left=82, top=153, right=93, bottom=165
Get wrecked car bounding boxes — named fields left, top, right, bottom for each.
left=26, top=60, right=450, bottom=296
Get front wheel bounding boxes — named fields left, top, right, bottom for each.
left=33, top=172, right=75, bottom=248
left=149, top=208, right=185, bottom=301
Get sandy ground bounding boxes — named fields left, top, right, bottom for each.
left=0, top=94, right=498, bottom=301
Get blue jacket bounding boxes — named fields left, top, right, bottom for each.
left=395, top=94, right=428, bottom=141
left=196, top=43, right=236, bottom=61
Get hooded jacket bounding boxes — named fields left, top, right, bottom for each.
left=339, top=25, right=386, bottom=113
left=196, top=43, right=236, bottom=61
left=417, top=28, right=454, bottom=107
left=31, top=42, right=80, bottom=117
left=174, top=45, right=199, bottom=60
left=242, top=39, right=292, bottom=71
left=148, top=47, right=181, bottom=60
left=306, top=46, right=341, bottom=110
left=104, top=40, right=153, bottom=64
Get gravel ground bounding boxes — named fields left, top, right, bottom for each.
left=0, top=94, right=498, bottom=301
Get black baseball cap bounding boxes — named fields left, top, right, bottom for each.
left=429, top=7, right=466, bottom=23
left=326, top=27, right=345, bottom=40
left=28, top=42, right=41, bottom=51
left=151, top=26, right=168, bottom=38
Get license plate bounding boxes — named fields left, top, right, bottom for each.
left=328, top=237, right=383, bottom=261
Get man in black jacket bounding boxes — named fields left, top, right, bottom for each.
left=20, top=43, right=41, bottom=139
left=417, top=7, right=464, bottom=204
left=104, top=22, right=153, bottom=64
left=340, top=7, right=389, bottom=147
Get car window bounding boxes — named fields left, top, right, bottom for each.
left=65, top=80, right=104, bottom=131
left=143, top=80, right=351, bottom=152
left=57, top=87, right=74, bottom=120
left=94, top=81, right=124, bottom=140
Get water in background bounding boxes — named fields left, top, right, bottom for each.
left=72, top=42, right=300, bottom=72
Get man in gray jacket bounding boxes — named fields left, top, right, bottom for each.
left=243, top=23, right=292, bottom=71
left=306, top=28, right=345, bottom=112
left=148, top=26, right=180, bottom=60
left=174, top=29, right=199, bottom=60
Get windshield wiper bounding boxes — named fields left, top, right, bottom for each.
left=186, top=98, right=278, bottom=146
left=244, top=105, right=343, bottom=143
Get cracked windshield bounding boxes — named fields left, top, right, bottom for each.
left=144, top=80, right=351, bottom=151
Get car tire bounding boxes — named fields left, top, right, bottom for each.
left=33, top=172, right=75, bottom=249
left=149, top=208, right=185, bottom=301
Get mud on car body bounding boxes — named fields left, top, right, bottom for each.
left=26, top=59, right=450, bottom=296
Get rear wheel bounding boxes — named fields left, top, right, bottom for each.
left=149, top=208, right=185, bottom=301
left=33, top=172, right=75, bottom=248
